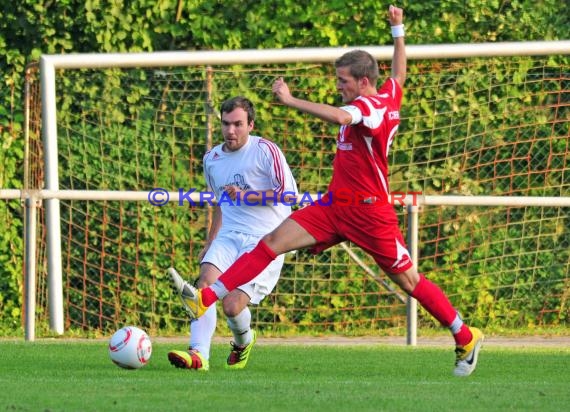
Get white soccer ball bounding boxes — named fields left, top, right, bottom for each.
left=108, top=326, right=152, bottom=369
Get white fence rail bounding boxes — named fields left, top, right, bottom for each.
left=4, top=188, right=570, bottom=342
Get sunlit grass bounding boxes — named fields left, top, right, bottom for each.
left=0, top=341, right=568, bottom=411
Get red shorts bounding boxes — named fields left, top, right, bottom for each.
left=290, top=202, right=413, bottom=274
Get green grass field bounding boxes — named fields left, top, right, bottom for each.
left=1, top=340, right=568, bottom=412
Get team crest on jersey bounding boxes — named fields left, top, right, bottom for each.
left=218, top=174, right=250, bottom=192
left=388, top=111, right=400, bottom=120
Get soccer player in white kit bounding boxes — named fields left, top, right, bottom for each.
left=168, top=96, right=298, bottom=371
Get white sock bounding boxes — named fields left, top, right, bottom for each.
left=210, top=280, right=229, bottom=300
left=226, top=307, right=252, bottom=347
left=189, top=304, right=217, bottom=359
left=449, top=312, right=464, bottom=335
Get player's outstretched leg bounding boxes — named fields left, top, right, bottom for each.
left=168, top=348, right=209, bottom=372
left=226, top=329, right=257, bottom=370
left=168, top=267, right=207, bottom=319
left=453, top=327, right=484, bottom=376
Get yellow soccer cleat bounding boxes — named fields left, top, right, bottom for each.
left=167, top=349, right=209, bottom=371
left=168, top=267, right=208, bottom=320
left=226, top=330, right=257, bottom=370
left=453, top=327, right=484, bottom=377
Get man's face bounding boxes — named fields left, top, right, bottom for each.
left=336, top=66, right=361, bottom=103
left=221, top=107, right=253, bottom=152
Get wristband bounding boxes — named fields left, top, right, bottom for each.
left=391, top=24, right=405, bottom=38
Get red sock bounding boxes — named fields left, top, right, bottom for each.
left=411, top=274, right=472, bottom=345
left=454, top=324, right=473, bottom=347
left=201, top=288, right=218, bottom=307
left=202, top=240, right=277, bottom=306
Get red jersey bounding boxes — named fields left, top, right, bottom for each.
left=328, top=78, right=402, bottom=204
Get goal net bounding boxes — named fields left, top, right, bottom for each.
left=25, top=49, right=569, bottom=337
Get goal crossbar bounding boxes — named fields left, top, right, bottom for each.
left=41, top=41, right=570, bottom=69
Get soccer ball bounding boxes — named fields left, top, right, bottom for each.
left=108, top=326, right=152, bottom=369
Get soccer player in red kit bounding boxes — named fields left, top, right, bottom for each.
left=170, top=5, right=483, bottom=377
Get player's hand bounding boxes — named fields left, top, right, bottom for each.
left=272, top=77, right=292, bottom=104
left=388, top=5, right=403, bottom=26
left=224, top=185, right=241, bottom=201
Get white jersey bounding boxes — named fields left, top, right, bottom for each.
left=203, top=135, right=298, bottom=236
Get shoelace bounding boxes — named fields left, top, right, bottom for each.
left=188, top=350, right=204, bottom=368
left=454, top=346, right=467, bottom=363
left=227, top=342, right=245, bottom=364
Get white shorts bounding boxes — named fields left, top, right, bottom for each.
left=201, top=230, right=285, bottom=304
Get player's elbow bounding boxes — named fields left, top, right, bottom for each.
left=335, top=110, right=353, bottom=125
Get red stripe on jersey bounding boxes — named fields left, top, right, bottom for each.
left=259, top=139, right=285, bottom=195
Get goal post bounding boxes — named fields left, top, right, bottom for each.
left=40, top=58, right=64, bottom=335
left=25, top=40, right=570, bottom=340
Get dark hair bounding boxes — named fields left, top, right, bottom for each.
left=334, top=50, right=379, bottom=85
left=220, top=96, right=255, bottom=123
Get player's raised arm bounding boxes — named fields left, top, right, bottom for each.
left=389, top=5, right=406, bottom=88
left=272, top=77, right=352, bottom=125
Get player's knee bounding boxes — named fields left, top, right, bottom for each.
left=222, top=302, right=240, bottom=317
left=400, top=282, right=415, bottom=295
left=387, top=268, right=419, bottom=294
left=261, top=232, right=279, bottom=250
left=197, top=265, right=221, bottom=288
left=222, top=294, right=245, bottom=317
left=195, top=277, right=210, bottom=288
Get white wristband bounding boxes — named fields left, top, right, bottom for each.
left=391, top=24, right=405, bottom=38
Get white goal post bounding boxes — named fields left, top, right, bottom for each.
left=23, top=40, right=570, bottom=341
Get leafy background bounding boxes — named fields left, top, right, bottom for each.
left=1, top=0, right=569, bottom=335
